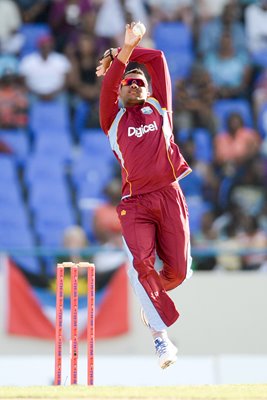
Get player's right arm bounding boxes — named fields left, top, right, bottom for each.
left=99, top=57, right=126, bottom=134
left=98, top=24, right=142, bottom=134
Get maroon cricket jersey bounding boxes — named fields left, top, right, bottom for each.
left=99, top=47, right=191, bottom=198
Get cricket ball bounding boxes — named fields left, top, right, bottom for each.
left=132, top=22, right=146, bottom=37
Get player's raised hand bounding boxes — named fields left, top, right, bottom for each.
left=96, top=22, right=146, bottom=77
left=124, top=22, right=145, bottom=48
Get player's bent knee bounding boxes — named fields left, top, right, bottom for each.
left=168, top=273, right=186, bottom=289
left=160, top=267, right=187, bottom=291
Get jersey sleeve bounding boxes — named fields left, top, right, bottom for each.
left=99, top=57, right=126, bottom=134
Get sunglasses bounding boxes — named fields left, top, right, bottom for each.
left=121, top=78, right=146, bottom=87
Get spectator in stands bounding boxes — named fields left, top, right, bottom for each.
left=238, top=215, right=267, bottom=270
left=229, top=157, right=266, bottom=217
left=178, top=136, right=219, bottom=241
left=49, top=0, right=94, bottom=51
left=214, top=112, right=261, bottom=168
left=245, top=0, right=267, bottom=64
left=0, top=139, right=13, bottom=154
left=94, top=0, right=150, bottom=48
left=50, top=225, right=91, bottom=295
left=146, top=0, right=193, bottom=26
left=192, top=210, right=218, bottom=270
left=252, top=67, right=267, bottom=117
left=203, top=30, right=252, bottom=99
left=60, top=224, right=89, bottom=264
left=196, top=0, right=232, bottom=21
left=0, top=63, right=28, bottom=129
left=212, top=199, right=245, bottom=270
left=213, top=199, right=245, bottom=236
left=216, top=221, right=242, bottom=271
left=198, top=2, right=246, bottom=57
left=214, top=114, right=262, bottom=211
left=173, top=63, right=217, bottom=135
left=259, top=200, right=267, bottom=233
left=93, top=177, right=122, bottom=247
left=67, top=32, right=101, bottom=128
left=15, top=0, right=51, bottom=23
left=178, top=134, right=219, bottom=205
left=51, top=223, right=122, bottom=292
left=19, top=33, right=71, bottom=101
left=0, top=0, right=23, bottom=55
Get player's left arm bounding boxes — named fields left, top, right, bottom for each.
left=97, top=46, right=173, bottom=129
left=129, top=47, right=172, bottom=115
left=133, top=48, right=173, bottom=129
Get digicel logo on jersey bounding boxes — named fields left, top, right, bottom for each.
left=128, top=121, right=158, bottom=138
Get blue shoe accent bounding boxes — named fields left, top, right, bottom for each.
left=154, top=337, right=178, bottom=369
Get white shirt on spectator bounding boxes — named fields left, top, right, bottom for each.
left=19, top=52, right=71, bottom=95
left=245, top=4, right=267, bottom=53
left=94, top=0, right=149, bottom=38
left=196, top=0, right=230, bottom=20
left=146, top=0, right=192, bottom=13
left=0, top=0, right=21, bottom=41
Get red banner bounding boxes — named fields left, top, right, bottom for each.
left=6, top=259, right=129, bottom=340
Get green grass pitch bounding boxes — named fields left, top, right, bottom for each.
left=0, top=384, right=267, bottom=399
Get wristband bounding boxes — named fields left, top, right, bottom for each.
left=99, top=48, right=114, bottom=61
left=108, top=48, right=114, bottom=61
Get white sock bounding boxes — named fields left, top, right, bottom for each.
left=151, top=329, right=168, bottom=341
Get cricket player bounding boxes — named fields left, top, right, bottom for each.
left=96, top=22, right=192, bottom=369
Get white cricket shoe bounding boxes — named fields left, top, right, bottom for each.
left=154, top=337, right=178, bottom=369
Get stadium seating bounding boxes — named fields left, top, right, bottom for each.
left=0, top=183, right=22, bottom=208
left=179, top=170, right=204, bottom=198
left=152, top=22, right=194, bottom=81
left=72, top=153, right=113, bottom=195
left=0, top=130, right=29, bottom=165
left=0, top=203, right=28, bottom=227
left=19, top=23, right=51, bottom=57
left=193, top=128, right=213, bottom=162
left=24, top=155, right=66, bottom=187
left=72, top=129, right=116, bottom=199
left=164, top=50, right=194, bottom=81
left=28, top=180, right=71, bottom=212
left=257, top=102, right=267, bottom=138
left=0, top=224, right=40, bottom=273
left=252, top=51, right=267, bottom=69
left=29, top=99, right=71, bottom=136
left=74, top=100, right=90, bottom=137
left=78, top=197, right=106, bottom=243
left=33, top=131, right=73, bottom=162
left=153, top=22, right=193, bottom=52
left=34, top=205, right=75, bottom=247
left=0, top=151, right=40, bottom=272
left=81, top=129, right=114, bottom=161
left=0, top=155, right=17, bottom=181
left=0, top=157, right=24, bottom=213
left=186, top=196, right=212, bottom=235
left=213, top=99, right=253, bottom=132
left=177, top=128, right=213, bottom=163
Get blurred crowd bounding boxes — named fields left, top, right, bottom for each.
left=1, top=0, right=267, bottom=274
